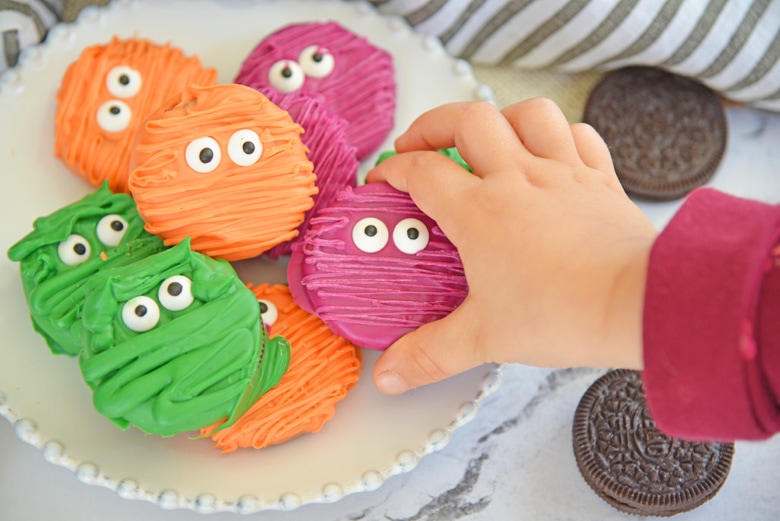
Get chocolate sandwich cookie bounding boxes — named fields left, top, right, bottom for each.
left=583, top=67, right=727, bottom=201
left=572, top=369, right=734, bottom=517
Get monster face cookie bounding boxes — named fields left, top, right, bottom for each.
left=79, top=240, right=291, bottom=437
left=203, top=283, right=362, bottom=452
left=288, top=183, right=467, bottom=350
left=55, top=37, right=217, bottom=193
left=235, top=22, right=395, bottom=159
left=7, top=183, right=164, bottom=356
left=129, top=83, right=317, bottom=261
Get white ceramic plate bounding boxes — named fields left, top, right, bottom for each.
left=0, top=0, right=500, bottom=513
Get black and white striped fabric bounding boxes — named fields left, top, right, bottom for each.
left=370, top=0, right=780, bottom=111
left=0, top=0, right=62, bottom=71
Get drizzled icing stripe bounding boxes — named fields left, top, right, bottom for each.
left=235, top=21, right=395, bottom=159
left=261, top=89, right=359, bottom=259
left=54, top=37, right=217, bottom=193
left=202, top=283, right=361, bottom=452
left=290, top=183, right=467, bottom=350
left=128, top=84, right=317, bottom=261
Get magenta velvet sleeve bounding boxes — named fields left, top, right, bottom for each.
left=642, top=187, right=780, bottom=441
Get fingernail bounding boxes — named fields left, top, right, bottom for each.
left=376, top=371, right=409, bottom=395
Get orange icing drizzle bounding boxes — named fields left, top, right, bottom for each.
left=201, top=283, right=361, bottom=452
left=129, top=84, right=317, bottom=261
left=54, top=37, right=217, bottom=193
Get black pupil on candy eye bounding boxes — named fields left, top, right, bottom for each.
left=119, top=74, right=130, bottom=85
left=364, top=225, right=377, bottom=237
left=110, top=105, right=121, bottom=115
left=111, top=220, right=124, bottom=231
left=135, top=305, right=147, bottom=317
left=259, top=301, right=268, bottom=314
left=167, top=282, right=183, bottom=297
left=313, top=52, right=323, bottom=63
left=73, top=243, right=87, bottom=255
left=281, top=67, right=293, bottom=78
left=407, top=228, right=420, bottom=240
left=199, top=148, right=214, bottom=164
left=242, top=142, right=255, bottom=155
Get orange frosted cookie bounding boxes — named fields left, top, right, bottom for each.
left=202, top=283, right=362, bottom=452
left=55, top=37, right=217, bottom=193
left=129, top=83, right=317, bottom=261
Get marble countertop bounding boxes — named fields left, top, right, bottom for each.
left=3, top=364, right=780, bottom=520
left=3, top=66, right=780, bottom=521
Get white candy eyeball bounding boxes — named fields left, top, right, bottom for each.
left=158, top=275, right=194, bottom=312
left=58, top=234, right=91, bottom=265
left=122, top=296, right=160, bottom=332
left=96, top=214, right=128, bottom=248
left=105, top=65, right=142, bottom=98
left=96, top=100, right=132, bottom=132
left=393, top=218, right=430, bottom=254
left=228, top=129, right=263, bottom=167
left=185, top=136, right=221, bottom=173
left=298, top=45, right=335, bottom=79
left=257, top=299, right=278, bottom=327
left=268, top=59, right=305, bottom=93
left=352, top=217, right=389, bottom=253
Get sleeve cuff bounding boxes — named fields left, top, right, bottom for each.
left=642, top=188, right=780, bottom=441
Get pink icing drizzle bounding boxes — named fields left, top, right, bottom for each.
left=261, top=88, right=359, bottom=259
left=288, top=183, right=467, bottom=350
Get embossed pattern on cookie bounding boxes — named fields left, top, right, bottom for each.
left=583, top=67, right=727, bottom=201
left=572, top=369, right=734, bottom=517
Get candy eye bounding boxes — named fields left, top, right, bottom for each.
left=58, top=234, right=91, bottom=265
left=96, top=100, right=131, bottom=132
left=393, top=218, right=430, bottom=254
left=352, top=217, right=389, bottom=253
left=122, top=296, right=160, bottom=332
left=257, top=299, right=278, bottom=327
left=298, top=45, right=334, bottom=79
left=185, top=136, right=221, bottom=173
left=268, top=59, right=305, bottom=93
left=227, top=129, right=263, bottom=167
left=96, top=214, right=128, bottom=247
left=158, top=275, right=194, bottom=311
left=105, top=66, right=142, bottom=98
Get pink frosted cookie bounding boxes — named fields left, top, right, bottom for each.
left=260, top=88, right=359, bottom=259
left=235, top=21, right=395, bottom=160
left=288, top=183, right=467, bottom=350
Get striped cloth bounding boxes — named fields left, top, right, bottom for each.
left=0, top=0, right=62, bottom=70
left=369, top=0, right=780, bottom=111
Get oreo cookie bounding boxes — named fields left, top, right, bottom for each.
left=583, top=67, right=727, bottom=201
left=572, top=370, right=734, bottom=516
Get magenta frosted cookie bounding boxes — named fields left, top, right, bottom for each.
left=235, top=21, right=395, bottom=160
left=260, top=88, right=359, bottom=259
left=287, top=183, right=467, bottom=350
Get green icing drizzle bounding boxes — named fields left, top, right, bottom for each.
left=7, top=182, right=165, bottom=356
left=375, top=147, right=473, bottom=173
left=79, top=240, right=291, bottom=437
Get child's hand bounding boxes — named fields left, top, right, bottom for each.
left=366, top=98, right=658, bottom=395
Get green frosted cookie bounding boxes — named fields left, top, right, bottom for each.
left=7, top=182, right=164, bottom=356
left=79, top=239, right=291, bottom=437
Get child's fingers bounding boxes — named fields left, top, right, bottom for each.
left=570, top=122, right=615, bottom=175
left=393, top=101, right=532, bottom=177
left=372, top=300, right=487, bottom=395
left=501, top=98, right=581, bottom=166
left=366, top=151, right=481, bottom=241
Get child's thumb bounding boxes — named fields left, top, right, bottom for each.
left=371, top=304, right=485, bottom=395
